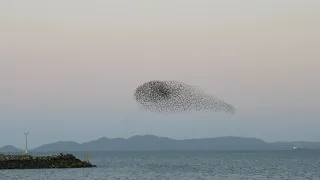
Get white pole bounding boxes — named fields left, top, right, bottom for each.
left=24, top=132, right=29, bottom=155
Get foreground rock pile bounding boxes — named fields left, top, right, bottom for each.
left=0, top=153, right=96, bottom=169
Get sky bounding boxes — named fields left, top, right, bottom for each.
left=1, top=0, right=320, bottom=149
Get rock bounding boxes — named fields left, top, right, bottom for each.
left=0, top=153, right=96, bottom=169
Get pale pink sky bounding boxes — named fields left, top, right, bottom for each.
left=0, top=0, right=320, bottom=148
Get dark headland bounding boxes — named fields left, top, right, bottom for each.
left=0, top=153, right=96, bottom=169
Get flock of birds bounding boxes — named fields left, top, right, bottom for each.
left=133, top=80, right=236, bottom=115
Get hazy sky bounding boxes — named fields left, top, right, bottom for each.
left=1, top=0, right=320, bottom=148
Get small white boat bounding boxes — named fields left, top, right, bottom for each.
left=293, top=146, right=306, bottom=150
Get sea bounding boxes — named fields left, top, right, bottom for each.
left=1, top=150, right=320, bottom=180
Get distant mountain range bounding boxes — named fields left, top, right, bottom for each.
left=1, top=135, right=320, bottom=153
left=0, top=145, right=23, bottom=153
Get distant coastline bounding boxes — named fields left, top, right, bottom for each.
left=1, top=135, right=320, bottom=153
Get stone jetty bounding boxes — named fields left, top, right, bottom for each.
left=0, top=153, right=96, bottom=169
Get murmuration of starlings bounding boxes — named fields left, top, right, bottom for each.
left=134, top=80, right=236, bottom=115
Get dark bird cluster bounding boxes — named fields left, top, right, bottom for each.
left=134, top=80, right=236, bottom=114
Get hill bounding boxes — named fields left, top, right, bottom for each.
left=31, top=135, right=320, bottom=152
left=0, top=145, right=23, bottom=153
left=34, top=141, right=81, bottom=152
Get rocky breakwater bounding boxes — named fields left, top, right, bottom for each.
left=0, top=153, right=97, bottom=169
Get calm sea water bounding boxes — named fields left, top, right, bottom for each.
left=1, top=151, right=320, bottom=180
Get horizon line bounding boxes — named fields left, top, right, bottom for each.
left=2, top=134, right=320, bottom=150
